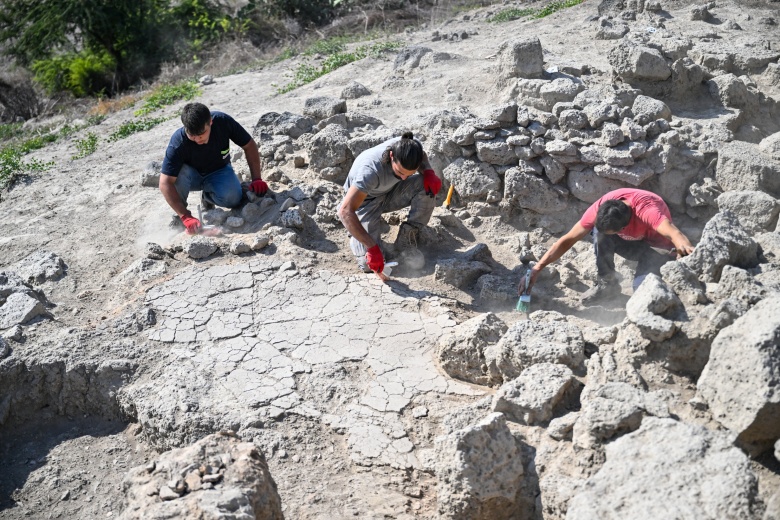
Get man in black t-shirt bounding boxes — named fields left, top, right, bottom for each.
left=160, top=102, right=268, bottom=234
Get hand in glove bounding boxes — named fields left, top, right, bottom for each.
left=366, top=244, right=384, bottom=273
left=422, top=169, right=441, bottom=197
left=180, top=212, right=202, bottom=235
left=249, top=179, right=268, bottom=195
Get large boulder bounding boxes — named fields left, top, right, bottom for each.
left=12, top=250, right=66, bottom=284
left=566, top=418, right=762, bottom=520
left=625, top=274, right=682, bottom=342
left=307, top=124, right=351, bottom=171
left=437, top=313, right=508, bottom=386
left=681, top=211, right=759, bottom=283
left=498, top=37, right=545, bottom=79
left=252, top=111, right=313, bottom=138
left=696, top=296, right=780, bottom=456
left=572, top=382, right=669, bottom=450
left=302, top=96, right=347, bottom=120
left=715, top=141, right=780, bottom=196
left=567, top=167, right=627, bottom=203
left=609, top=42, right=672, bottom=82
left=631, top=95, right=672, bottom=121
left=504, top=167, right=568, bottom=214
left=118, top=431, right=283, bottom=520
left=484, top=318, right=585, bottom=385
left=443, top=158, right=501, bottom=201
left=716, top=190, right=780, bottom=233
left=492, top=363, right=576, bottom=425
left=433, top=413, right=530, bottom=520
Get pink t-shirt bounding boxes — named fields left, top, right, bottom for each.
left=579, top=188, right=674, bottom=249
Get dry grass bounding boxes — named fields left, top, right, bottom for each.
left=89, top=94, right=138, bottom=116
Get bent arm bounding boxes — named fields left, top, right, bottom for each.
left=159, top=174, right=188, bottom=217
left=242, top=139, right=263, bottom=180
left=525, top=222, right=591, bottom=293
left=337, top=186, right=374, bottom=248
left=655, top=218, right=694, bottom=257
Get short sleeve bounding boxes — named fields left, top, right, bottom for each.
left=161, top=137, right=184, bottom=176
left=224, top=114, right=252, bottom=147
left=578, top=200, right=599, bottom=230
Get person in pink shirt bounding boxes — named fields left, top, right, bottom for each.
left=524, top=188, right=695, bottom=303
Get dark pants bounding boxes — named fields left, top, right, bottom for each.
left=593, top=229, right=673, bottom=289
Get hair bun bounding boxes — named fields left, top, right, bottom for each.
left=401, top=131, right=414, bottom=139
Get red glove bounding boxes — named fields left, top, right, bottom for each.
left=366, top=244, right=384, bottom=273
left=422, top=169, right=441, bottom=197
left=180, top=212, right=202, bottom=235
left=249, top=179, right=268, bottom=195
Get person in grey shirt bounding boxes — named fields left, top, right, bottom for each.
left=337, top=132, right=442, bottom=278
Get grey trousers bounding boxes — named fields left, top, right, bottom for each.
left=349, top=174, right=436, bottom=258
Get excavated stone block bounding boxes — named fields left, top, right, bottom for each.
left=252, top=111, right=313, bottom=138
left=632, top=95, right=671, bottom=121
left=184, top=237, right=219, bottom=259
left=716, top=141, right=780, bottom=196
left=492, top=363, right=575, bottom=425
left=0, top=292, right=46, bottom=329
left=609, top=42, right=671, bottom=82
left=697, top=296, right=780, bottom=456
left=485, top=318, right=585, bottom=385
left=504, top=167, right=567, bottom=214
left=433, top=413, right=527, bottom=520
left=475, top=139, right=517, bottom=166
left=307, top=123, right=350, bottom=171
left=118, top=432, right=283, bottom=520
left=625, top=274, right=681, bottom=342
left=442, top=158, right=500, bottom=201
left=437, top=313, right=508, bottom=386
left=568, top=167, right=627, bottom=203
left=12, top=250, right=66, bottom=285
left=434, top=258, right=491, bottom=289
left=498, top=37, right=545, bottom=79
left=341, top=80, right=371, bottom=99
left=716, top=190, right=780, bottom=233
left=567, top=418, right=761, bottom=520
left=681, top=210, right=758, bottom=283
left=302, top=96, right=347, bottom=120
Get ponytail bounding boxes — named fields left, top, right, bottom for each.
left=381, top=132, right=424, bottom=170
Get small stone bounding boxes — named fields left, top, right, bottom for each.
left=159, top=486, right=180, bottom=501
left=277, top=450, right=288, bottom=459
left=280, top=198, right=296, bottom=212
left=403, top=486, right=423, bottom=498
left=412, top=406, right=429, bottom=418
left=0, top=337, right=10, bottom=359
left=292, top=454, right=301, bottom=463
left=293, top=156, right=306, bottom=168
left=279, top=261, right=296, bottom=272
left=145, top=461, right=156, bottom=473
left=250, top=234, right=270, bottom=251
left=202, top=473, right=222, bottom=484
left=61, top=490, right=70, bottom=501
left=226, top=216, right=245, bottom=228
left=229, top=240, right=251, bottom=255
left=199, top=75, right=214, bottom=85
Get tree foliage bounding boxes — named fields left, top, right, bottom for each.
left=0, top=0, right=386, bottom=97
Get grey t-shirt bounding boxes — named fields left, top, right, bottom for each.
left=343, top=137, right=402, bottom=198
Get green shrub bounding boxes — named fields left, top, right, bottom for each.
left=135, top=81, right=201, bottom=117
left=277, top=41, right=401, bottom=93
left=489, top=7, right=536, bottom=22
left=0, top=146, right=53, bottom=194
left=488, top=0, right=583, bottom=22
left=31, top=50, right=115, bottom=97
left=18, top=133, right=58, bottom=153
left=0, top=122, right=24, bottom=142
left=533, top=0, right=583, bottom=18
left=109, top=116, right=170, bottom=142
left=72, top=132, right=99, bottom=160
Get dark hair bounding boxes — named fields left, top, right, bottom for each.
left=595, top=199, right=632, bottom=233
left=381, top=132, right=424, bottom=170
left=181, top=103, right=211, bottom=135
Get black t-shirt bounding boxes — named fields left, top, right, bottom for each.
left=161, top=111, right=252, bottom=177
